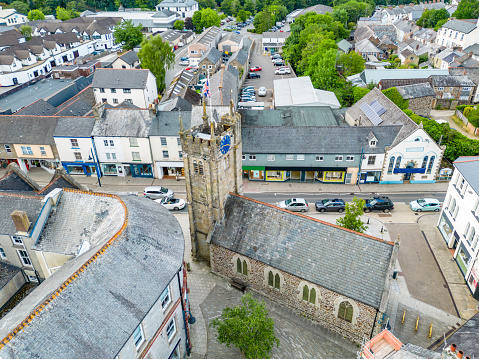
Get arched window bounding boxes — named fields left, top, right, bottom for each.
left=236, top=258, right=241, bottom=273
left=427, top=156, right=435, bottom=174
left=274, top=273, right=280, bottom=289
left=450, top=198, right=456, bottom=215
left=199, top=162, right=204, bottom=175
left=242, top=260, right=248, bottom=275
left=236, top=258, right=248, bottom=275
left=303, top=285, right=309, bottom=301
left=467, top=227, right=476, bottom=246
left=338, top=301, right=354, bottom=323
left=302, top=285, right=316, bottom=304
left=472, top=234, right=479, bottom=251
left=193, top=160, right=198, bottom=173
left=395, top=156, right=402, bottom=169
left=422, top=156, right=428, bottom=169
left=268, top=271, right=274, bottom=287
left=388, top=156, right=395, bottom=174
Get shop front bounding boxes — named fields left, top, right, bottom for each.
left=467, top=266, right=479, bottom=299
left=129, top=163, right=153, bottom=178
left=438, top=212, right=454, bottom=244
left=243, top=166, right=265, bottom=181
left=455, top=243, right=472, bottom=275
left=63, top=162, right=99, bottom=176
left=316, top=169, right=346, bottom=183
left=157, top=161, right=185, bottom=179
left=101, top=163, right=130, bottom=177
left=18, top=159, right=60, bottom=173
left=359, top=171, right=381, bottom=183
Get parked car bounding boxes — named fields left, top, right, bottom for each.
left=278, top=198, right=309, bottom=212
left=250, top=66, right=262, bottom=71
left=409, top=198, right=441, bottom=212
left=275, top=67, right=290, bottom=75
left=272, top=57, right=283, bottom=63
left=143, top=186, right=174, bottom=199
left=258, top=87, right=267, bottom=96
left=271, top=54, right=282, bottom=59
left=180, top=56, right=189, bottom=61
left=185, top=66, right=198, bottom=72
left=364, top=196, right=394, bottom=213
left=315, top=199, right=346, bottom=212
left=242, top=86, right=254, bottom=91
left=156, top=197, right=186, bottom=211
left=247, top=72, right=261, bottom=79
left=179, top=60, right=189, bottom=66
left=242, top=88, right=255, bottom=94
left=273, top=61, right=285, bottom=66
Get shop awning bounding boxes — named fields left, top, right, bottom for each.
left=243, top=166, right=265, bottom=170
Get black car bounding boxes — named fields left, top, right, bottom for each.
left=247, top=73, right=260, bottom=79
left=315, top=198, right=346, bottom=212
left=364, top=196, right=394, bottom=213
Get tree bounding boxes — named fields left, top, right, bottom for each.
left=67, top=0, right=87, bottom=12
left=185, top=17, right=194, bottom=30
left=382, top=87, right=408, bottom=110
left=210, top=294, right=280, bottom=359
left=352, top=87, right=370, bottom=103
left=174, top=19, right=185, bottom=30
left=10, top=1, right=29, bottom=15
left=336, top=197, right=368, bottom=233
left=416, top=8, right=448, bottom=28
left=20, top=25, right=32, bottom=41
left=55, top=6, right=79, bottom=20
left=453, top=0, right=479, bottom=19
left=337, top=51, right=365, bottom=77
left=198, top=0, right=216, bottom=8
left=434, top=18, right=447, bottom=32
left=114, top=20, right=144, bottom=50
left=28, top=9, right=45, bottom=20
left=236, top=9, right=249, bottom=22
left=138, top=35, right=175, bottom=93
left=192, top=8, right=221, bottom=31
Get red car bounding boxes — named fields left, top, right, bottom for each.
left=249, top=66, right=262, bottom=72
left=185, top=66, right=197, bottom=71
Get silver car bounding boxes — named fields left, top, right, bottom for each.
left=143, top=186, right=174, bottom=199
left=278, top=198, right=309, bottom=212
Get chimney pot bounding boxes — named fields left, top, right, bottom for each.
left=11, top=211, right=31, bottom=233
left=458, top=350, right=464, bottom=359
left=465, top=357, right=471, bottom=359
left=451, top=344, right=457, bottom=352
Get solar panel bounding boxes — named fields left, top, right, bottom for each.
left=370, top=100, right=387, bottom=116
left=359, top=102, right=383, bottom=126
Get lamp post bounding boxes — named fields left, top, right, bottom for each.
left=88, top=147, right=102, bottom=188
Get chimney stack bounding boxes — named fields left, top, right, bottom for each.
left=92, top=102, right=105, bottom=120
left=458, top=350, right=464, bottom=359
left=11, top=211, right=31, bottom=233
left=451, top=344, right=457, bottom=352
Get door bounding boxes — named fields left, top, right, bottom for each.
left=85, top=165, right=92, bottom=176
left=404, top=162, right=415, bottom=181
left=345, top=173, right=353, bottom=184
left=300, top=171, right=306, bottom=182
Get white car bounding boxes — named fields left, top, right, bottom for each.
left=156, top=197, right=186, bottom=211
left=258, top=87, right=267, bottom=96
left=275, top=67, right=290, bottom=75
left=278, top=198, right=309, bottom=212
left=179, top=60, right=189, bottom=66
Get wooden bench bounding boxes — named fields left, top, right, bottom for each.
left=231, top=278, right=247, bottom=292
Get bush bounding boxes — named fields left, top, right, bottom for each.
left=352, top=87, right=370, bottom=103
left=382, top=87, right=408, bottom=110
left=456, top=104, right=469, bottom=111
left=466, top=108, right=479, bottom=128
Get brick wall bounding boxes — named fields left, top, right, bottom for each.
left=211, top=244, right=378, bottom=343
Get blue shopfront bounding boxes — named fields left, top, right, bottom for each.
left=129, top=163, right=153, bottom=178
left=63, top=162, right=100, bottom=176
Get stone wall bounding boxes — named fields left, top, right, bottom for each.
left=408, top=96, right=434, bottom=117
left=210, top=244, right=378, bottom=343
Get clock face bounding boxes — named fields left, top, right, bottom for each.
left=220, top=135, right=231, bottom=155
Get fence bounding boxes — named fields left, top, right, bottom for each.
left=455, top=109, right=468, bottom=125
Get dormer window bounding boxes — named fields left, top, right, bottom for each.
left=369, top=140, right=376, bottom=147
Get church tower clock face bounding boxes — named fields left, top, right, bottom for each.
left=220, top=135, right=231, bottom=155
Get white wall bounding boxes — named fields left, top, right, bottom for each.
left=93, top=87, right=150, bottom=108
left=120, top=137, right=153, bottom=164
left=93, top=136, right=125, bottom=163
left=150, top=135, right=183, bottom=163
left=54, top=137, right=94, bottom=163
left=144, top=72, right=158, bottom=107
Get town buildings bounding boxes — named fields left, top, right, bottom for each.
left=156, top=0, right=199, bottom=19
left=0, top=8, right=28, bottom=26
left=261, top=32, right=289, bottom=54
left=436, top=18, right=479, bottom=50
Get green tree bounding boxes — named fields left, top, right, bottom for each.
left=173, top=19, right=185, bottom=30
left=236, top=9, right=249, bottom=22
left=210, top=294, right=280, bottom=359
left=253, top=10, right=272, bottom=33
left=336, top=197, right=368, bottom=233
left=67, top=0, right=87, bottom=11
left=337, top=51, right=365, bottom=77
left=114, top=20, right=144, bottom=50
left=55, top=6, right=79, bottom=20
left=192, top=8, right=221, bottom=31
left=416, top=8, right=448, bottom=28
left=453, top=0, right=479, bottom=19
left=185, top=17, right=194, bottom=30
left=243, top=0, right=255, bottom=13
left=10, top=1, right=29, bottom=15
left=352, top=86, right=370, bottom=103
left=382, top=87, right=408, bottom=110
left=434, top=18, right=447, bottom=32
left=28, top=9, right=45, bottom=20
left=20, top=24, right=32, bottom=41
left=138, top=35, right=175, bottom=93
left=198, top=0, right=216, bottom=9
left=334, top=0, right=374, bottom=23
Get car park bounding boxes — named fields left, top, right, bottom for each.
left=315, top=199, right=346, bottom=212
left=364, top=196, right=394, bottom=213
left=143, top=186, right=174, bottom=199
left=247, top=72, right=260, bottom=79
left=250, top=66, right=262, bottom=71
left=275, top=67, right=289, bottom=75
left=278, top=198, right=309, bottom=212
left=179, top=60, right=189, bottom=66
left=409, top=198, right=441, bottom=212
left=156, top=197, right=186, bottom=211
left=258, top=87, right=267, bottom=96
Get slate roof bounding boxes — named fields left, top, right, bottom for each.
left=337, top=39, right=352, bottom=52
left=228, top=49, right=247, bottom=66
left=0, top=193, right=184, bottom=358
left=0, top=116, right=60, bottom=145
left=429, top=75, right=475, bottom=87
left=91, top=68, right=151, bottom=89
left=454, top=156, right=479, bottom=195
left=0, top=262, right=21, bottom=290
left=118, top=50, right=139, bottom=65
left=149, top=111, right=192, bottom=136
left=355, top=39, right=382, bottom=54
left=0, top=54, right=14, bottom=65
left=209, top=66, right=238, bottom=107
left=397, top=82, right=435, bottom=99
left=157, top=0, right=198, bottom=7
left=211, top=194, right=394, bottom=309
left=53, top=117, right=95, bottom=137
left=200, top=47, right=222, bottom=65
left=242, top=125, right=401, bottom=154
left=15, top=99, right=58, bottom=116
left=441, top=19, right=477, bottom=34
left=0, top=193, right=43, bottom=235
left=184, top=87, right=202, bottom=106
left=0, top=163, right=41, bottom=192
left=220, top=32, right=242, bottom=45
left=463, top=43, right=479, bottom=56
left=91, top=108, right=152, bottom=137
left=156, top=96, right=192, bottom=112
left=434, top=311, right=479, bottom=357
left=345, top=87, right=418, bottom=146
left=391, top=343, right=441, bottom=359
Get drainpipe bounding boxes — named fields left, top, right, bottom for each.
left=177, top=268, right=191, bottom=356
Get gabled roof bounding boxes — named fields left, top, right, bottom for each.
left=454, top=156, right=479, bottom=195
left=0, top=262, right=21, bottom=289
left=463, top=43, right=479, bottom=56
left=441, top=19, right=477, bottom=34
left=116, top=50, right=139, bottom=65
left=199, top=47, right=222, bottom=65
left=429, top=75, right=475, bottom=87
left=0, top=116, right=60, bottom=145
left=209, top=66, right=238, bottom=107
left=149, top=110, right=191, bottom=136
left=54, top=116, right=95, bottom=137
left=211, top=194, right=394, bottom=309
left=0, top=193, right=43, bottom=235
left=0, top=54, right=15, bottom=65
left=0, top=163, right=41, bottom=192
left=219, top=32, right=242, bottom=45
left=91, top=108, right=152, bottom=137
left=228, top=48, right=247, bottom=65
left=38, top=167, right=89, bottom=195
left=397, top=82, right=435, bottom=99
left=15, top=99, right=58, bottom=116
left=337, top=39, right=352, bottom=52
left=91, top=68, right=152, bottom=89
left=355, top=39, right=382, bottom=54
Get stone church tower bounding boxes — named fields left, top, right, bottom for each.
left=180, top=102, right=243, bottom=261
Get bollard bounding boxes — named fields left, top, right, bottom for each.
left=428, top=323, right=433, bottom=338
left=415, top=317, right=419, bottom=331
left=402, top=310, right=406, bottom=324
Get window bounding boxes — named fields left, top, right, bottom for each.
left=177, top=138, right=181, bottom=146
left=111, top=88, right=116, bottom=93
left=427, top=156, right=435, bottom=174
left=132, top=325, right=145, bottom=350
left=113, top=98, right=118, bottom=104
left=99, top=88, right=105, bottom=93
left=74, top=152, right=82, bottom=160
left=110, top=140, right=114, bottom=146
left=297, top=155, right=305, bottom=161
left=267, top=154, right=275, bottom=161
left=422, top=156, right=428, bottom=169
left=467, top=227, right=476, bottom=246
left=236, top=258, right=248, bottom=275
left=286, top=155, right=294, bottom=160
left=0, top=248, right=6, bottom=260
left=449, top=198, right=456, bottom=216
left=129, top=137, right=138, bottom=147
left=161, top=137, right=167, bottom=146
left=267, top=270, right=281, bottom=290
left=346, top=156, right=354, bottom=161
left=17, top=250, right=32, bottom=266
left=160, top=286, right=171, bottom=310
left=11, top=236, right=24, bottom=245
left=39, top=147, right=47, bottom=156
left=4, top=145, right=11, bottom=153
left=395, top=156, right=401, bottom=169
left=388, top=156, right=395, bottom=174
left=370, top=140, right=376, bottom=147
left=132, top=152, right=141, bottom=161
left=193, top=160, right=198, bottom=173
left=249, top=154, right=256, bottom=160
left=106, top=153, right=111, bottom=160
left=438, top=87, right=444, bottom=91
left=368, top=156, right=376, bottom=165
left=70, top=139, right=79, bottom=147
left=316, top=155, right=324, bottom=161
left=104, top=140, right=109, bottom=146
left=242, top=155, right=245, bottom=160
left=335, top=156, right=343, bottom=161
left=125, top=99, right=133, bottom=104
left=21, top=146, right=33, bottom=155
left=338, top=301, right=354, bottom=323
left=302, top=285, right=316, bottom=304
left=163, top=151, right=169, bottom=158
left=123, top=88, right=131, bottom=93
left=473, top=198, right=479, bottom=216
left=166, top=319, right=176, bottom=341
left=199, top=162, right=204, bottom=175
